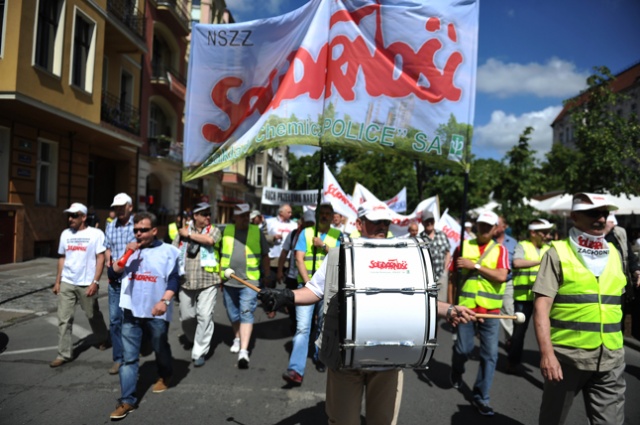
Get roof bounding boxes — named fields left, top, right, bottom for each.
left=551, top=61, right=640, bottom=126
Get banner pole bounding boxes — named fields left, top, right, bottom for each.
left=455, top=165, right=470, bottom=306
left=311, top=145, right=324, bottom=276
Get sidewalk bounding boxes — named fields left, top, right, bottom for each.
left=0, top=257, right=107, bottom=329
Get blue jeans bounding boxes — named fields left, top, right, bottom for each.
left=288, top=303, right=315, bottom=375
left=223, top=286, right=258, bottom=324
left=108, top=282, right=123, bottom=363
left=119, top=309, right=173, bottom=406
left=451, top=317, right=500, bottom=404
left=313, top=299, right=324, bottom=362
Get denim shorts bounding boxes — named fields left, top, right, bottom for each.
left=222, top=286, right=258, bottom=324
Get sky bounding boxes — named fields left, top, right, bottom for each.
left=225, top=0, right=640, bottom=161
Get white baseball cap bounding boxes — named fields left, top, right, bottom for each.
left=607, top=214, right=618, bottom=225
left=358, top=201, right=392, bottom=221
left=249, top=210, right=261, bottom=220
left=111, top=193, right=132, bottom=207
left=64, top=202, right=87, bottom=215
left=528, top=218, right=554, bottom=231
left=571, top=192, right=618, bottom=212
left=234, top=203, right=250, bottom=215
left=476, top=210, right=499, bottom=226
left=193, top=202, right=211, bottom=214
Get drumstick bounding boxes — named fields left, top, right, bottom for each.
left=475, top=312, right=526, bottom=324
left=224, top=269, right=261, bottom=293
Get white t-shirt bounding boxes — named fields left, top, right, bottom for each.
left=58, top=226, right=106, bottom=286
left=305, top=255, right=329, bottom=299
left=266, top=216, right=298, bottom=259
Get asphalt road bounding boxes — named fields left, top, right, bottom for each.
left=1, top=258, right=640, bottom=424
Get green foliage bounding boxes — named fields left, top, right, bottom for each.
left=494, top=127, right=545, bottom=238
left=561, top=66, right=640, bottom=195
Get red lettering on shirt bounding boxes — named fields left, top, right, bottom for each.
left=67, top=245, right=87, bottom=251
left=369, top=259, right=408, bottom=270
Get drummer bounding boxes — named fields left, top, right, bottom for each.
left=259, top=201, right=476, bottom=424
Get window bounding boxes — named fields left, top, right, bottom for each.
left=70, top=9, right=96, bottom=92
left=255, top=165, right=263, bottom=187
left=102, top=56, right=108, bottom=91
left=0, top=0, right=7, bottom=58
left=36, top=139, right=58, bottom=205
left=149, top=102, right=170, bottom=137
left=0, top=127, right=9, bottom=202
left=34, top=0, right=65, bottom=75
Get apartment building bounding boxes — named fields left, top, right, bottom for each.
left=0, top=0, right=146, bottom=263
left=551, top=61, right=640, bottom=148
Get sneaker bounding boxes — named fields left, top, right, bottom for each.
left=449, top=370, right=463, bottom=389
left=282, top=369, right=303, bottom=386
left=238, top=350, right=250, bottom=369
left=110, top=402, right=136, bottom=420
left=230, top=338, right=240, bottom=354
left=193, top=356, right=205, bottom=367
left=49, top=358, right=68, bottom=368
left=108, top=362, right=121, bottom=375
left=152, top=377, right=171, bottom=393
left=472, top=400, right=495, bottom=416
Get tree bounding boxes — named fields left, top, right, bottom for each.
left=561, top=66, right=640, bottom=195
left=494, top=127, right=546, bottom=238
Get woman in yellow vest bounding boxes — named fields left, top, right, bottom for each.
left=507, top=218, right=553, bottom=374
left=533, top=193, right=626, bottom=425
left=450, top=210, right=509, bottom=417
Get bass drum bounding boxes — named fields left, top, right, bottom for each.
left=337, top=237, right=438, bottom=369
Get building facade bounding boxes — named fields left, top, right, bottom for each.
left=0, top=0, right=146, bottom=263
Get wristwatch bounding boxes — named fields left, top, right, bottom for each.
left=92, top=280, right=100, bottom=286
left=161, top=298, right=171, bottom=306
left=474, top=264, right=481, bottom=270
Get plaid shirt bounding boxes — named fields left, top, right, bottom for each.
left=104, top=216, right=136, bottom=265
left=173, top=224, right=222, bottom=290
left=419, top=229, right=450, bottom=281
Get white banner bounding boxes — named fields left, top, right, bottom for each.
left=436, top=209, right=469, bottom=255
left=261, top=188, right=319, bottom=206
left=183, top=0, right=479, bottom=180
left=384, top=187, right=407, bottom=213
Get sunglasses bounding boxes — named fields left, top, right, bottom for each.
left=67, top=213, right=81, bottom=219
left=133, top=227, right=152, bottom=234
left=197, top=212, right=211, bottom=217
left=579, top=209, right=609, bottom=219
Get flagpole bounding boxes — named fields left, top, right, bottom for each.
left=311, top=144, right=324, bottom=276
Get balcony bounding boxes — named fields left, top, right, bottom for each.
left=151, top=62, right=187, bottom=101
left=107, top=0, right=146, bottom=41
left=101, top=91, right=140, bottom=135
left=148, top=136, right=183, bottom=162
left=157, top=0, right=191, bottom=34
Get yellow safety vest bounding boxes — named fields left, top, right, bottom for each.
left=458, top=240, right=505, bottom=310
left=513, top=240, right=549, bottom=302
left=168, top=222, right=179, bottom=241
left=219, top=225, right=261, bottom=280
left=550, top=240, right=625, bottom=350
left=299, top=226, right=341, bottom=282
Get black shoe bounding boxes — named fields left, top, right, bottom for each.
left=450, top=370, right=463, bottom=389
left=505, top=362, right=519, bottom=375
left=315, top=360, right=326, bottom=373
left=472, top=400, right=495, bottom=416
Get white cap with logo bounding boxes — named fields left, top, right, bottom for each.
left=476, top=210, right=499, bottom=226
left=64, top=202, right=88, bottom=215
left=234, top=203, right=251, bottom=215
left=571, top=192, right=618, bottom=212
left=528, top=218, right=554, bottom=231
left=358, top=201, right=392, bottom=221
left=111, top=193, right=133, bottom=207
